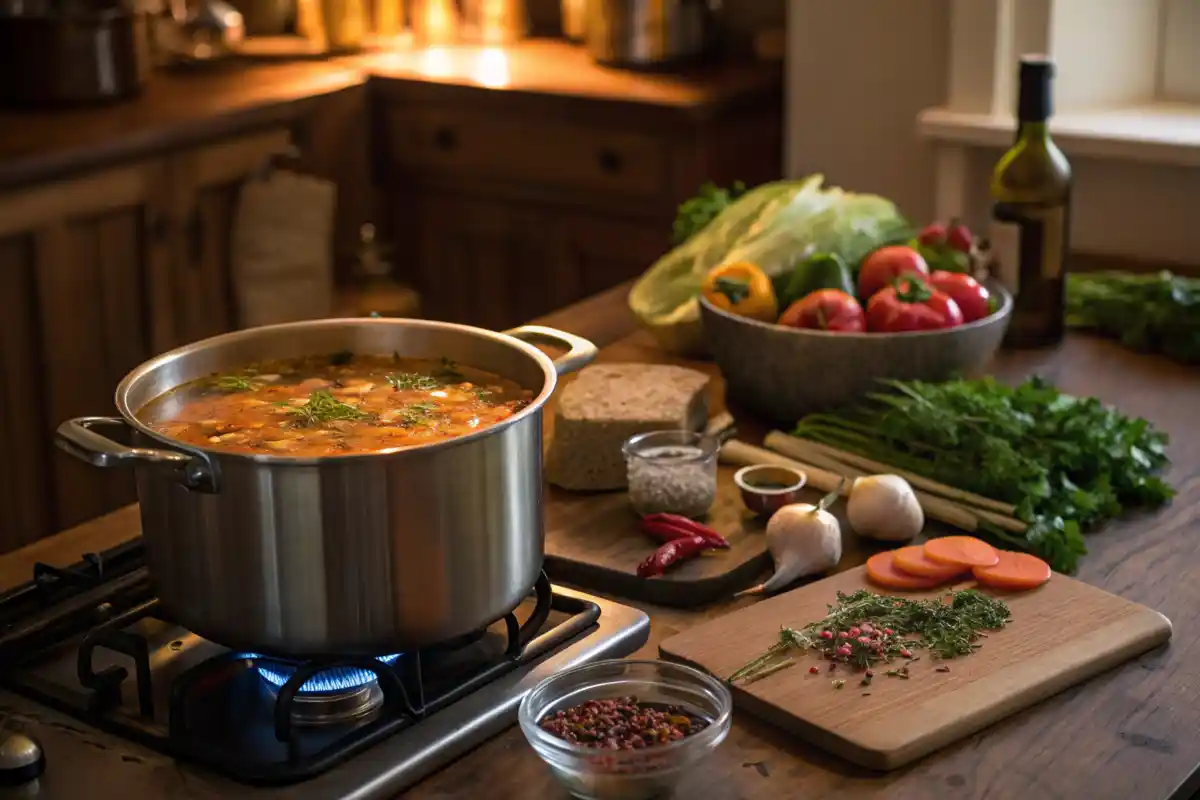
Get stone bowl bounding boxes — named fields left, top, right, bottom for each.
left=699, top=280, right=1012, bottom=424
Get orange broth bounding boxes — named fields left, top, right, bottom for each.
left=139, top=352, right=533, bottom=457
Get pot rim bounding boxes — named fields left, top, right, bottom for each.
left=114, top=317, right=560, bottom=466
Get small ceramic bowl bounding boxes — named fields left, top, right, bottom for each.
left=733, top=464, right=807, bottom=518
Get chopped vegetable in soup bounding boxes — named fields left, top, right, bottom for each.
left=139, top=352, right=534, bottom=456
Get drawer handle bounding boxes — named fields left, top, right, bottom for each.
left=598, top=148, right=623, bottom=174
left=433, top=127, right=459, bottom=151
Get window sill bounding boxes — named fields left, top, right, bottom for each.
left=917, top=104, right=1200, bottom=168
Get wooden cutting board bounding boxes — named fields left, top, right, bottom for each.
left=539, top=336, right=778, bottom=607
left=542, top=465, right=784, bottom=607
left=660, top=565, right=1172, bottom=770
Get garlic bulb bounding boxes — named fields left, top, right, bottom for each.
left=737, top=487, right=843, bottom=597
left=847, top=474, right=924, bottom=542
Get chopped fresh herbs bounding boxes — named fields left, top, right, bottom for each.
left=329, top=350, right=355, bottom=366
left=437, top=358, right=464, bottom=381
left=398, top=401, right=437, bottom=427
left=1066, top=270, right=1200, bottom=364
left=387, top=373, right=441, bottom=392
left=213, top=374, right=259, bottom=392
left=792, top=376, right=1174, bottom=573
left=282, top=391, right=370, bottom=426
left=729, top=589, right=1010, bottom=685
left=475, top=387, right=492, bottom=401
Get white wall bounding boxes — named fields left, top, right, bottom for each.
left=785, top=0, right=1200, bottom=264
left=785, top=0, right=950, bottom=224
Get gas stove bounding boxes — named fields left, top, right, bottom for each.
left=0, top=540, right=650, bottom=798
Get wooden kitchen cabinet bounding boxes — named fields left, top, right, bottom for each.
left=0, top=161, right=171, bottom=546
left=0, top=127, right=295, bottom=552
left=166, top=128, right=293, bottom=346
left=391, top=192, right=558, bottom=330
left=391, top=192, right=672, bottom=332
left=372, top=69, right=783, bottom=329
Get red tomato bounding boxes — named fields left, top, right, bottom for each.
left=858, top=246, right=929, bottom=301
left=778, top=289, right=866, bottom=332
left=928, top=270, right=991, bottom=322
left=946, top=219, right=974, bottom=253
left=866, top=278, right=964, bottom=332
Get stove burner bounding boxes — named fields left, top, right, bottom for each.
left=250, top=654, right=404, bottom=725
left=0, top=560, right=626, bottom=788
left=252, top=654, right=402, bottom=694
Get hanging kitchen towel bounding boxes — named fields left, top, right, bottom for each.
left=231, top=167, right=337, bottom=328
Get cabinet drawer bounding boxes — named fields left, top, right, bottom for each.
left=383, top=108, right=668, bottom=198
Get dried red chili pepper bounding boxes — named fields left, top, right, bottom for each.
left=639, top=519, right=701, bottom=546
left=639, top=513, right=730, bottom=549
left=636, top=535, right=709, bottom=578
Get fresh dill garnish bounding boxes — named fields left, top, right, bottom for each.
left=398, top=401, right=438, bottom=427
left=387, top=373, right=441, bottom=392
left=329, top=350, right=355, bottom=366
left=437, top=357, right=464, bottom=381
left=213, top=374, right=259, bottom=392
left=281, top=391, right=370, bottom=426
left=728, top=589, right=1011, bottom=684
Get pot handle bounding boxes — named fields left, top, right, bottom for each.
left=504, top=325, right=598, bottom=377
left=55, top=416, right=220, bottom=493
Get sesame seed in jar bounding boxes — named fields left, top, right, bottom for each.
left=626, top=443, right=717, bottom=518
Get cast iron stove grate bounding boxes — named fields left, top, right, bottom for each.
left=0, top=541, right=600, bottom=786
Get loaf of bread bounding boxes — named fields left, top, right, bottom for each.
left=546, top=363, right=711, bottom=491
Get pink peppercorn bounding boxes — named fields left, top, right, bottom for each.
left=820, top=630, right=834, bottom=640
left=900, top=648, right=913, bottom=658
left=857, top=636, right=871, bottom=644
left=809, top=666, right=819, bottom=674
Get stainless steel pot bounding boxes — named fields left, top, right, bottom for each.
left=56, top=319, right=596, bottom=658
left=584, top=0, right=719, bottom=68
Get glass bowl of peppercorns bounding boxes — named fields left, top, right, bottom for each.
left=518, top=659, right=732, bottom=800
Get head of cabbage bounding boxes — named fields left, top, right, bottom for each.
left=628, top=176, right=910, bottom=356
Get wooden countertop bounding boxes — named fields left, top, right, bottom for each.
left=0, top=41, right=781, bottom=191
left=4, top=281, right=1196, bottom=799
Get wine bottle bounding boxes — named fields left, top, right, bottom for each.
left=989, top=55, right=1073, bottom=348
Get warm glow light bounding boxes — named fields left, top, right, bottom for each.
left=472, top=47, right=511, bottom=88
left=417, top=46, right=455, bottom=78
left=417, top=0, right=457, bottom=45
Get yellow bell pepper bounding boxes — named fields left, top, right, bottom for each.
left=701, top=262, right=778, bottom=322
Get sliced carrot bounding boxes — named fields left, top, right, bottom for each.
left=973, top=551, right=1052, bottom=590
left=865, top=551, right=949, bottom=591
left=891, top=545, right=969, bottom=581
left=923, top=536, right=1000, bottom=569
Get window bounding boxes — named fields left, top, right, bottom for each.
left=1160, top=0, right=1200, bottom=102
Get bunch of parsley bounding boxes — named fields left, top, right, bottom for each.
left=793, top=377, right=1175, bottom=573
left=671, top=181, right=748, bottom=245
left=1066, top=270, right=1200, bottom=364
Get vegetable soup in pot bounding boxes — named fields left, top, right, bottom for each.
left=139, top=351, right=534, bottom=456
